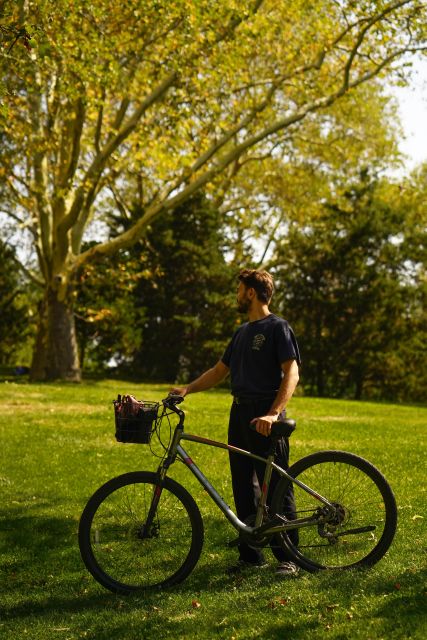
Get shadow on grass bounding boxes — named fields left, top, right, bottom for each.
left=0, top=508, right=81, bottom=598
left=0, top=509, right=232, bottom=614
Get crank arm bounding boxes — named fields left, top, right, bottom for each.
left=335, top=525, right=377, bottom=537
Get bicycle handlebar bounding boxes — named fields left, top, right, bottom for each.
left=163, top=394, right=184, bottom=408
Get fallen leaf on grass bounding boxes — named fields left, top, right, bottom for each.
left=267, top=597, right=289, bottom=609
left=191, top=600, right=202, bottom=609
left=394, top=583, right=401, bottom=590
left=326, top=604, right=339, bottom=611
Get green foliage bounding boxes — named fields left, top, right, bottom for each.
left=132, top=194, right=238, bottom=381
left=0, top=240, right=34, bottom=365
left=0, top=381, right=425, bottom=639
left=271, top=170, right=427, bottom=402
left=74, top=246, right=146, bottom=372
left=222, top=79, right=402, bottom=255
left=0, top=0, right=40, bottom=125
left=76, top=193, right=238, bottom=380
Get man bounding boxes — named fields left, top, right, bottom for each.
left=171, top=268, right=300, bottom=576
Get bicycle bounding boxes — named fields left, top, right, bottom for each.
left=78, top=394, right=398, bottom=594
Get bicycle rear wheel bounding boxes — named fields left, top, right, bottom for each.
left=79, top=471, right=204, bottom=593
left=271, top=451, right=397, bottom=571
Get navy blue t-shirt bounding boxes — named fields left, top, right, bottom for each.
left=221, top=314, right=301, bottom=396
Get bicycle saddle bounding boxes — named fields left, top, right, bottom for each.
left=271, top=419, right=296, bottom=438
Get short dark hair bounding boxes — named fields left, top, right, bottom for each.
left=238, top=269, right=274, bottom=303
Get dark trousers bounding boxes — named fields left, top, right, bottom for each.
left=228, top=398, right=298, bottom=563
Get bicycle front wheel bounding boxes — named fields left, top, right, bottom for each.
left=271, top=451, right=397, bottom=571
left=78, top=471, right=204, bottom=593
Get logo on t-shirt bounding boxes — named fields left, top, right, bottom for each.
left=252, top=334, right=266, bottom=351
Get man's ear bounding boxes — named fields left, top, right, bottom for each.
left=247, top=287, right=256, bottom=300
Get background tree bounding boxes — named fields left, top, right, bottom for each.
left=131, top=194, right=237, bottom=382
left=219, top=80, right=402, bottom=263
left=0, top=0, right=425, bottom=380
left=0, top=0, right=37, bottom=124
left=76, top=193, right=237, bottom=381
left=0, top=240, right=34, bottom=366
left=271, top=170, right=427, bottom=402
left=74, top=247, right=145, bottom=373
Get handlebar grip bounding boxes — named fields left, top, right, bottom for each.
left=163, top=394, right=185, bottom=407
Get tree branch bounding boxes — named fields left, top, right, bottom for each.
left=58, top=71, right=178, bottom=238
left=163, top=42, right=330, bottom=200
left=0, top=207, right=39, bottom=240
left=256, top=219, right=283, bottom=268
left=94, top=88, right=106, bottom=154
left=8, top=168, right=33, bottom=195
left=63, top=95, right=85, bottom=188
left=189, top=82, right=278, bottom=176
left=111, top=96, right=131, bottom=133
left=4, top=174, right=32, bottom=208
left=27, top=72, right=52, bottom=270
left=46, top=66, right=62, bottom=134
left=347, top=44, right=427, bottom=91
left=106, top=181, right=133, bottom=221
left=342, top=0, right=414, bottom=90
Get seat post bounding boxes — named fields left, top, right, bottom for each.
left=254, top=439, right=279, bottom=527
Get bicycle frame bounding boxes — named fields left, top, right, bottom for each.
left=79, top=397, right=398, bottom=593
left=153, top=416, right=336, bottom=542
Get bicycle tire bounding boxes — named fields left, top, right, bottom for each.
left=270, top=450, right=397, bottom=571
left=78, top=471, right=204, bottom=594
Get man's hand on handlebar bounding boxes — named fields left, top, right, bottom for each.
left=169, top=386, right=189, bottom=397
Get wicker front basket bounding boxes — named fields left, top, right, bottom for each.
left=114, top=398, right=159, bottom=444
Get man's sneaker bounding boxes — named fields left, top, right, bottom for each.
left=275, top=561, right=299, bottom=576
left=227, top=559, right=268, bottom=575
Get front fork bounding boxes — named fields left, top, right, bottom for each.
left=140, top=426, right=182, bottom=538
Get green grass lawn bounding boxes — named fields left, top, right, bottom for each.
left=0, top=380, right=426, bottom=639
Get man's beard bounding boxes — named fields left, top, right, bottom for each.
left=237, top=297, right=251, bottom=314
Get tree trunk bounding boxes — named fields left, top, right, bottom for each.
left=30, top=288, right=81, bottom=382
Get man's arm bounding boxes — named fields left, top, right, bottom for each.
left=251, top=359, right=299, bottom=436
left=170, top=360, right=229, bottom=397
